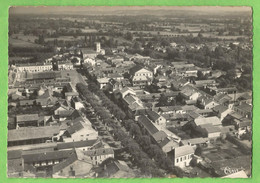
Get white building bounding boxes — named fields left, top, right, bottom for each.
left=97, top=78, right=110, bottom=89
left=16, top=63, right=53, bottom=73
left=58, top=61, right=74, bottom=70
left=169, top=145, right=195, bottom=168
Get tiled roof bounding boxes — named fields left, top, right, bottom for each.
left=229, top=112, right=243, bottom=119
left=200, top=123, right=221, bottom=133
left=67, top=121, right=84, bottom=135
left=16, top=114, right=39, bottom=122
left=194, top=116, right=221, bottom=126
left=124, top=95, right=137, bottom=104
left=129, top=65, right=143, bottom=75
left=84, top=148, right=114, bottom=156
left=22, top=149, right=75, bottom=163
left=56, top=139, right=98, bottom=150
left=187, top=111, right=202, bottom=119
left=157, top=106, right=182, bottom=112
left=235, top=103, right=252, bottom=113
left=52, top=152, right=78, bottom=174
left=152, top=131, right=168, bottom=142
left=32, top=71, right=60, bottom=80
left=138, top=115, right=159, bottom=135
left=8, top=150, right=22, bottom=160
left=212, top=105, right=228, bottom=114
left=182, top=105, right=198, bottom=111
left=146, top=110, right=160, bottom=121
left=181, top=138, right=208, bottom=146
left=196, top=109, right=213, bottom=114
left=174, top=145, right=194, bottom=158
left=8, top=126, right=60, bottom=142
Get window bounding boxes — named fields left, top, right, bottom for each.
left=176, top=158, right=178, bottom=163
left=180, top=157, right=182, bottom=162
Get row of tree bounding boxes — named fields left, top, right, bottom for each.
left=76, top=83, right=163, bottom=177
left=84, top=77, right=186, bottom=177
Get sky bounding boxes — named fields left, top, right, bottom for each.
left=9, top=6, right=252, bottom=15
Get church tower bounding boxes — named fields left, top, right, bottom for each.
left=96, top=42, right=101, bottom=53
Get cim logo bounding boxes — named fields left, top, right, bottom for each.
left=221, top=166, right=245, bottom=175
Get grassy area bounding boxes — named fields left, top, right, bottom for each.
left=11, top=33, right=38, bottom=43
left=45, top=36, right=85, bottom=42
left=129, top=30, right=248, bottom=40
left=9, top=37, right=43, bottom=48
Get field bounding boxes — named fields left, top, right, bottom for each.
left=129, top=30, right=248, bottom=40
left=9, top=37, right=43, bottom=48
left=45, top=36, right=85, bottom=42
left=11, top=34, right=38, bottom=43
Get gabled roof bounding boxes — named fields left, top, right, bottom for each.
left=84, top=148, right=114, bottom=156
left=16, top=114, right=39, bottom=122
left=52, top=151, right=79, bottom=174
left=56, top=139, right=98, bottom=150
left=198, top=96, right=215, bottom=106
left=174, top=145, right=194, bottom=158
left=182, top=105, right=198, bottom=111
left=158, top=137, right=171, bottom=147
left=146, top=110, right=160, bottom=121
left=23, top=149, right=75, bottom=163
left=129, top=65, right=152, bottom=75
left=57, top=110, right=75, bottom=117
left=235, top=118, right=252, bottom=128
left=194, top=116, right=221, bottom=126
left=152, top=131, right=168, bottom=142
left=213, top=105, right=228, bottom=114
left=157, top=106, right=182, bottom=113
left=32, top=71, right=60, bottom=80
left=124, top=95, right=137, bottom=105
left=8, top=126, right=60, bottom=142
left=195, top=80, right=215, bottom=85
left=229, top=111, right=244, bottom=120
left=181, top=138, right=208, bottom=146
left=67, top=121, right=84, bottom=135
left=181, top=85, right=199, bottom=97
left=187, top=111, right=202, bottom=119
left=235, top=103, right=252, bottom=113
left=200, top=123, right=221, bottom=133
left=196, top=109, right=213, bottom=114
left=119, top=87, right=136, bottom=98
left=129, top=65, right=143, bottom=75
left=138, top=115, right=159, bottom=135
left=100, top=159, right=134, bottom=178
left=237, top=93, right=252, bottom=101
